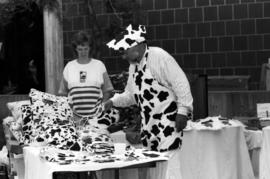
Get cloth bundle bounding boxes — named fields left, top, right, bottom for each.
left=4, top=89, right=120, bottom=154
left=39, top=144, right=167, bottom=165
left=185, top=116, right=243, bottom=131
left=77, top=129, right=114, bottom=154
left=4, top=89, right=84, bottom=151
left=39, top=146, right=92, bottom=164
left=3, top=116, right=25, bottom=145
left=22, top=89, right=83, bottom=151
left=0, top=146, right=8, bottom=165
left=90, top=142, right=114, bottom=154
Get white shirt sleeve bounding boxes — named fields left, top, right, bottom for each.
left=111, top=65, right=136, bottom=107
left=148, top=48, right=193, bottom=116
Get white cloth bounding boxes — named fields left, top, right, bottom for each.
left=243, top=129, right=262, bottom=179
left=145, top=149, right=182, bottom=179
left=23, top=146, right=168, bottom=179
left=180, top=126, right=254, bottom=179
left=111, top=46, right=193, bottom=116
left=22, top=126, right=255, bottom=179
left=260, top=126, right=270, bottom=179
left=184, top=116, right=243, bottom=131
left=107, top=136, right=182, bottom=179
left=244, top=129, right=262, bottom=150
left=108, top=127, right=255, bottom=179
left=0, top=145, right=9, bottom=165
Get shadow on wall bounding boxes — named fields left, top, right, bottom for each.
left=187, top=74, right=208, bottom=120
left=208, top=91, right=270, bottom=118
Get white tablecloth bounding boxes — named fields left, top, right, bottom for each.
left=23, top=146, right=168, bottom=179
left=260, top=126, right=270, bottom=179
left=244, top=129, right=262, bottom=179
left=180, top=126, right=254, bottom=179
left=22, top=126, right=254, bottom=179
left=111, top=126, right=255, bottom=179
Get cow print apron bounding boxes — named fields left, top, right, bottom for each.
left=133, top=47, right=183, bottom=152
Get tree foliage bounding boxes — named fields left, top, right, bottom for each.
left=84, top=0, right=145, bottom=58
left=0, top=0, right=145, bottom=58
left=0, top=0, right=59, bottom=26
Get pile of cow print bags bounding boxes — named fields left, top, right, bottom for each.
left=22, top=89, right=83, bottom=151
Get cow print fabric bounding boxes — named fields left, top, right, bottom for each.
left=132, top=47, right=183, bottom=152
left=106, top=24, right=146, bottom=51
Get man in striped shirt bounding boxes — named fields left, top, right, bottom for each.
left=58, top=31, right=114, bottom=118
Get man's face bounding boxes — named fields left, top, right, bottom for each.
left=76, top=43, right=90, bottom=58
left=119, top=46, right=139, bottom=64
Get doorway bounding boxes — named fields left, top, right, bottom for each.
left=0, top=2, right=45, bottom=94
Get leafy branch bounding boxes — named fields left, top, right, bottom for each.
left=0, top=0, right=145, bottom=58
left=0, top=0, right=59, bottom=26
left=83, top=0, right=145, bottom=58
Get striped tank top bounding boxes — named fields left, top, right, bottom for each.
left=69, top=86, right=102, bottom=117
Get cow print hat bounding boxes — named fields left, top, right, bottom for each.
left=106, top=24, right=146, bottom=51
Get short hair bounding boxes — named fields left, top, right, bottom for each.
left=71, top=31, right=93, bottom=56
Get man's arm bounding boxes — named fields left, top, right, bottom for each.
left=104, top=65, right=137, bottom=112
left=110, top=67, right=137, bottom=107
left=58, top=77, right=68, bottom=96
left=152, top=49, right=193, bottom=131
left=160, top=54, right=193, bottom=116
left=101, top=71, right=114, bottom=102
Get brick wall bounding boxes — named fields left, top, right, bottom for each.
left=62, top=0, right=270, bottom=90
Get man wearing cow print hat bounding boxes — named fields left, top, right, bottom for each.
left=105, top=24, right=193, bottom=178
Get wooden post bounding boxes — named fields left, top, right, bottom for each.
left=43, top=0, right=63, bottom=94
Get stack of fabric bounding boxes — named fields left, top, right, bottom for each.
left=185, top=116, right=243, bottom=131
left=39, top=144, right=168, bottom=165
left=3, top=89, right=116, bottom=154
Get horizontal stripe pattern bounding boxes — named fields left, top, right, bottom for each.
left=69, top=86, right=101, bottom=116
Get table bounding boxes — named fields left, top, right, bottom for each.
left=260, top=126, right=270, bottom=179
left=22, top=126, right=254, bottom=179
left=23, top=146, right=167, bottom=179
left=52, top=161, right=156, bottom=179
left=180, top=126, right=254, bottom=179
left=113, top=126, right=255, bottom=179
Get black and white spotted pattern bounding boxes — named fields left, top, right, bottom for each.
left=73, top=106, right=120, bottom=132
left=132, top=47, right=183, bottom=152
left=106, top=24, right=146, bottom=51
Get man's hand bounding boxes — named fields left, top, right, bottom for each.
left=175, top=114, right=188, bottom=132
left=103, top=99, right=113, bottom=112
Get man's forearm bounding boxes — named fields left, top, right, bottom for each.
left=103, top=90, right=113, bottom=102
